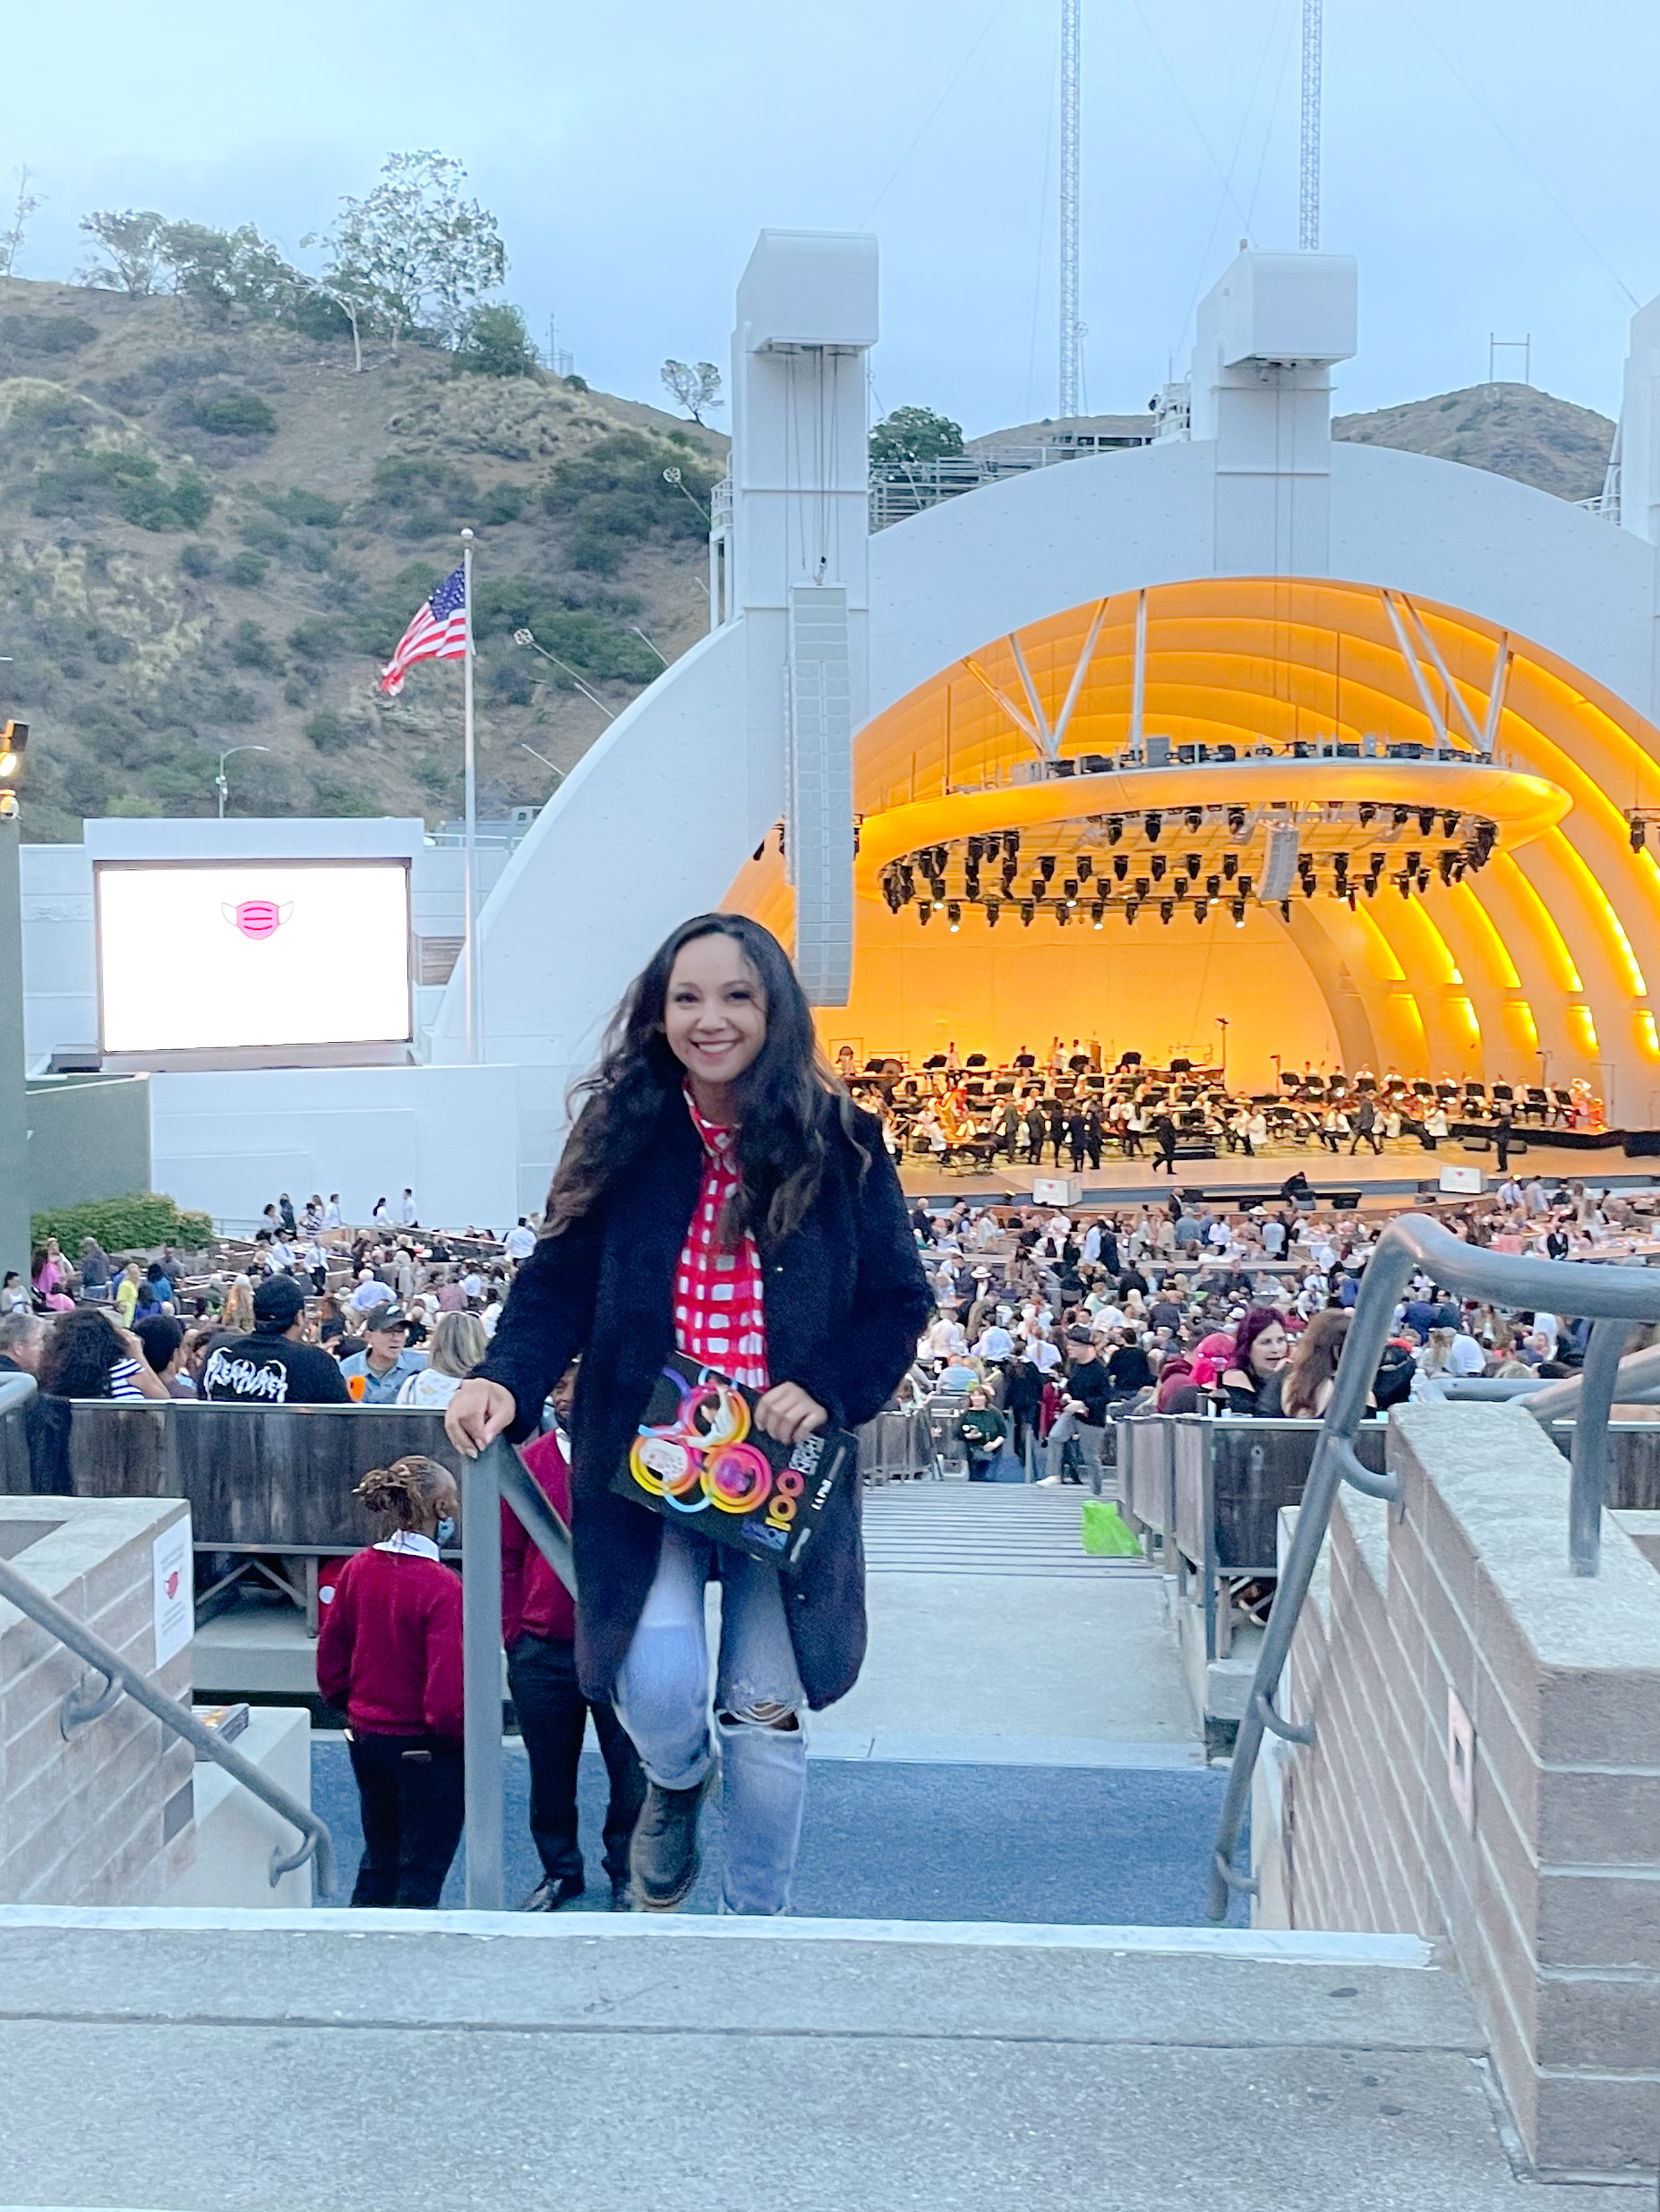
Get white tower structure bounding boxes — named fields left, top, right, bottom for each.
left=1058, top=0, right=1082, bottom=419
left=1299, top=0, right=1322, bottom=251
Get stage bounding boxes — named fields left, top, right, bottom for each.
left=896, top=1135, right=1660, bottom=1211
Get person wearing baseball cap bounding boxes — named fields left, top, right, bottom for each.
left=201, top=1275, right=350, bottom=1405
left=339, top=1306, right=429, bottom=1405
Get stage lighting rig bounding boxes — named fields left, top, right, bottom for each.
left=1226, top=806, right=1246, bottom=836
left=918, top=901, right=933, bottom=924
left=986, top=899, right=1001, bottom=927
left=1194, top=899, right=1209, bottom=923
left=1144, top=811, right=1163, bottom=841
left=1237, top=875, right=1254, bottom=899
left=1020, top=901, right=1035, bottom=927
left=1417, top=807, right=1435, bottom=835
left=1150, top=854, right=1167, bottom=881
left=1125, top=900, right=1140, bottom=925
left=1113, top=854, right=1129, bottom=881
left=1056, top=902, right=1071, bottom=927
left=1039, top=853, right=1056, bottom=880
left=1358, top=803, right=1376, bottom=826
left=1107, top=816, right=1124, bottom=843
left=1184, top=807, right=1202, bottom=833
left=1626, top=809, right=1660, bottom=852
left=1134, top=875, right=1151, bottom=898
left=1230, top=899, right=1245, bottom=926
left=1077, top=854, right=1094, bottom=880
left=1221, top=853, right=1238, bottom=880
left=1442, top=812, right=1459, bottom=837
left=1183, top=851, right=1201, bottom=877
left=1159, top=900, right=1174, bottom=924
left=947, top=901, right=962, bottom=932
left=1091, top=901, right=1105, bottom=928
left=1205, top=875, right=1220, bottom=897
left=1062, top=876, right=1079, bottom=900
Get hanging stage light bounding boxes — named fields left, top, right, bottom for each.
left=1371, top=851, right=1386, bottom=875
left=1397, top=875, right=1412, bottom=899
left=1107, top=816, right=1124, bottom=844
left=1005, top=830, right=1022, bottom=858
left=1416, top=869, right=1431, bottom=892
left=1333, top=850, right=1349, bottom=875
left=1404, top=850, right=1421, bottom=875
left=1125, top=900, right=1140, bottom=925
left=1184, top=851, right=1201, bottom=878
left=1134, top=875, right=1151, bottom=897
left=929, top=875, right=946, bottom=901
left=1144, top=811, right=1163, bottom=841
left=1194, top=899, right=1208, bottom=923
left=1205, top=875, right=1220, bottom=897
left=1348, top=890, right=1356, bottom=910
left=1442, top=812, right=1459, bottom=838
left=986, top=899, right=1001, bottom=927
left=1039, top=854, right=1057, bottom=880
left=1364, top=873, right=1379, bottom=897
left=1184, top=807, right=1202, bottom=833
left=1020, top=901, right=1035, bottom=927
left=1113, top=854, right=1129, bottom=881
left=1230, top=899, right=1245, bottom=926
left=1030, top=876, right=1046, bottom=901
left=1150, top=854, right=1167, bottom=881
left=1173, top=876, right=1189, bottom=898
left=1077, top=853, right=1094, bottom=881
left=1302, top=875, right=1317, bottom=897
left=918, top=901, right=933, bottom=925
left=1474, top=820, right=1495, bottom=860
left=965, top=836, right=984, bottom=866
left=898, top=865, right=914, bottom=902
left=947, top=901, right=962, bottom=932
left=1437, top=850, right=1456, bottom=885
left=1631, top=815, right=1647, bottom=853
left=1417, top=807, right=1435, bottom=835
left=1237, top=874, right=1254, bottom=900
left=1091, top=900, right=1105, bottom=927
left=1221, top=852, right=1238, bottom=880
left=1159, top=899, right=1174, bottom=925
left=1056, top=902, right=1071, bottom=927
left=1226, top=806, right=1246, bottom=835
left=1062, top=876, right=1079, bottom=900
left=1392, top=806, right=1411, bottom=829
left=1358, top=802, right=1376, bottom=826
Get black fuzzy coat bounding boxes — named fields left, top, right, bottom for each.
left=479, top=1091, right=932, bottom=1708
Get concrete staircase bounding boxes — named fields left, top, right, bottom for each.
left=0, top=1906, right=1611, bottom=2208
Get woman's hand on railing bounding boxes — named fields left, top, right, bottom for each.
left=445, top=1379, right=518, bottom=1459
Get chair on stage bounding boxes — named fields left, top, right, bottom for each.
left=1524, top=1086, right=1550, bottom=1123
left=965, top=1053, right=988, bottom=1069
left=922, top=1054, right=948, bottom=1071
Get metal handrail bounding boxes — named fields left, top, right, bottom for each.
left=1206, top=1213, right=1660, bottom=1923
left=0, top=1375, right=336, bottom=1892
left=461, top=1433, right=578, bottom=1910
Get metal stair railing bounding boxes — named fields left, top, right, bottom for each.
left=0, top=1373, right=336, bottom=1892
left=460, top=1433, right=578, bottom=1910
left=1206, top=1213, right=1660, bottom=1924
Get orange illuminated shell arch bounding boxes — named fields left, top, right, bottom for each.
left=723, top=577, right=1660, bottom=1112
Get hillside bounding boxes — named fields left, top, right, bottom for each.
left=0, top=276, right=726, bottom=841
left=1332, top=381, right=1615, bottom=504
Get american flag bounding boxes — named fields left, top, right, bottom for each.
left=379, top=567, right=468, bottom=696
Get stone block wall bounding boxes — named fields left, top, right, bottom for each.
left=0, top=1497, right=195, bottom=1904
left=1260, top=1403, right=1660, bottom=2182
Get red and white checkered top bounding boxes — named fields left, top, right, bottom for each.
left=673, top=1089, right=770, bottom=1389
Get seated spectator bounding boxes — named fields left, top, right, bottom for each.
left=340, top=1308, right=428, bottom=1405
left=39, top=1307, right=171, bottom=1402
left=134, top=1314, right=193, bottom=1397
left=957, top=1388, right=1007, bottom=1481
left=201, top=1276, right=351, bottom=1405
left=0, top=1311, right=47, bottom=1377
left=78, top=1237, right=113, bottom=1295
left=396, top=1311, right=487, bottom=1409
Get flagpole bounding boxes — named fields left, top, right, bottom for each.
left=460, top=526, right=478, bottom=1065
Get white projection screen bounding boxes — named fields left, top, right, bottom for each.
left=96, top=859, right=413, bottom=1054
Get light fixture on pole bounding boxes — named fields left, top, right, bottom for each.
left=215, top=744, right=269, bottom=818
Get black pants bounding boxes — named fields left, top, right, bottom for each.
left=507, top=1631, right=646, bottom=1884
left=1007, top=1407, right=1040, bottom=1463
left=1349, top=1132, right=1382, bottom=1154
left=1087, top=1140, right=1102, bottom=1169
left=1495, top=1137, right=1511, bottom=1171
left=348, top=1732, right=465, bottom=1909
left=1153, top=1147, right=1176, bottom=1174
left=1070, top=1144, right=1086, bottom=1171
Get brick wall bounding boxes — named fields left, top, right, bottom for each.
left=1261, top=1404, right=1660, bottom=2181
left=0, top=1498, right=195, bottom=1904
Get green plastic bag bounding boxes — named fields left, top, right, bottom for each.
left=1080, top=1499, right=1142, bottom=1558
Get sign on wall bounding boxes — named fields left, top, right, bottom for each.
left=95, top=859, right=412, bottom=1055
left=152, top=1516, right=193, bottom=1669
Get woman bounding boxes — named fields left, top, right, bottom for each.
left=1214, top=1307, right=1291, bottom=1414
left=39, top=1307, right=171, bottom=1402
left=957, top=1388, right=1007, bottom=1481
left=446, top=914, right=930, bottom=1917
left=221, top=1276, right=255, bottom=1334
left=1270, top=1307, right=1352, bottom=1420
left=1411, top=1326, right=1458, bottom=1403
left=397, top=1311, right=488, bottom=1409
left=31, top=1243, right=74, bottom=1314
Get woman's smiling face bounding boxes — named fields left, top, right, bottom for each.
left=663, top=931, right=768, bottom=1107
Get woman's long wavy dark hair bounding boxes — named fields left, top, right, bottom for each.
left=542, top=913, right=863, bottom=1250
left=39, top=1307, right=128, bottom=1398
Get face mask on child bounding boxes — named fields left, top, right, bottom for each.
left=433, top=1515, right=457, bottom=1547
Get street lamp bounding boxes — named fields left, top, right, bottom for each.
left=216, top=744, right=269, bottom=818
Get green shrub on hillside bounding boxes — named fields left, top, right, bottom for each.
left=227, top=550, right=269, bottom=586
left=262, top=486, right=343, bottom=528
left=178, top=541, right=217, bottom=577
left=193, top=389, right=277, bottom=435
left=542, top=431, right=719, bottom=575
left=289, top=618, right=342, bottom=662
left=1, top=313, right=98, bottom=353
left=230, top=619, right=277, bottom=670
left=31, top=1193, right=214, bottom=1254
left=455, top=303, right=540, bottom=378
left=306, top=712, right=350, bottom=753
left=469, top=576, right=660, bottom=683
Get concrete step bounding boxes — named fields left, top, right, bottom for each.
left=0, top=1907, right=1607, bottom=2208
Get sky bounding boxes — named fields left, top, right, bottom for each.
left=5, top=0, right=1656, bottom=438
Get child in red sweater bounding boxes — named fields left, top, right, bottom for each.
left=506, top=1365, right=645, bottom=1910
left=317, top=1456, right=465, bottom=1909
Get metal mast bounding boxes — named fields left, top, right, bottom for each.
left=1298, top=0, right=1322, bottom=251
left=1059, top=0, right=1081, bottom=419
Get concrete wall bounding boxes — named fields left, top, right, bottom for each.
left=26, top=1074, right=150, bottom=1214
left=0, top=1496, right=196, bottom=1906
left=1256, top=1404, right=1660, bottom=2181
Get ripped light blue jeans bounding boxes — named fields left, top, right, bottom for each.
left=612, top=1524, right=807, bottom=1916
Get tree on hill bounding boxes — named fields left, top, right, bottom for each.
left=77, top=209, right=171, bottom=295
left=869, top=405, right=964, bottom=467
left=661, top=359, right=723, bottom=424
left=456, top=303, right=540, bottom=378
left=312, top=151, right=507, bottom=351
left=1, top=167, right=42, bottom=289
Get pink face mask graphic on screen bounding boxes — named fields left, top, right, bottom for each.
left=222, top=899, right=294, bottom=940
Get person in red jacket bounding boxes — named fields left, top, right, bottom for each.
left=506, top=1365, right=646, bottom=1909
left=317, top=1456, right=465, bottom=1909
